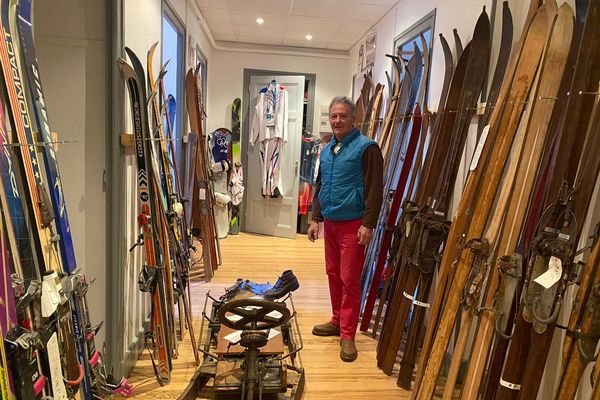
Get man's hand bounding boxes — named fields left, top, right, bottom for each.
left=308, top=221, right=320, bottom=242
left=357, top=225, right=373, bottom=246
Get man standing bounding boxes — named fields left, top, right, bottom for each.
left=308, top=96, right=383, bottom=362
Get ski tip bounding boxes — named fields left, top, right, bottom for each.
left=149, top=41, right=159, bottom=54
left=117, top=57, right=127, bottom=68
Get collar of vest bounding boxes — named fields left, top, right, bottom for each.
left=333, top=128, right=361, bottom=147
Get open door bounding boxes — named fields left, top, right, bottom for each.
left=244, top=74, right=305, bottom=239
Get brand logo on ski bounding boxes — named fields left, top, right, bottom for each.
left=4, top=32, right=31, bottom=130
left=138, top=170, right=149, bottom=202
left=132, top=103, right=146, bottom=165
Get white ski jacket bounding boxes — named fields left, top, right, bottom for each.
left=250, top=82, right=289, bottom=144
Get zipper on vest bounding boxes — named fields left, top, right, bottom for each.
left=329, top=147, right=335, bottom=205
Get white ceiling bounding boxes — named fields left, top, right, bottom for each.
left=195, top=0, right=398, bottom=51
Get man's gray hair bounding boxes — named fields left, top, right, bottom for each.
left=329, top=96, right=356, bottom=117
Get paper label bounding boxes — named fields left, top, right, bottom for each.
left=47, top=333, right=68, bottom=399
left=240, top=305, right=261, bottom=311
left=500, top=378, right=521, bottom=390
left=469, top=125, right=490, bottom=171
left=266, top=310, right=283, bottom=319
left=224, top=328, right=281, bottom=344
left=41, top=275, right=61, bottom=318
left=413, top=300, right=430, bottom=308
left=534, top=256, right=562, bottom=289
left=199, top=188, right=206, bottom=200
left=226, top=314, right=243, bottom=322
left=558, top=233, right=570, bottom=240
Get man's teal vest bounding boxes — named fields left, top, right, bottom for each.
left=318, top=128, right=376, bottom=221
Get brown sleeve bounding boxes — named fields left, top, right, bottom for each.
left=362, top=143, right=384, bottom=228
left=311, top=170, right=324, bottom=222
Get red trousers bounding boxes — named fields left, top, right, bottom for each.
left=324, top=218, right=365, bottom=339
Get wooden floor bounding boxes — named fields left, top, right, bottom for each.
left=128, top=233, right=411, bottom=399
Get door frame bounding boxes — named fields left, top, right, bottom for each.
left=240, top=69, right=316, bottom=232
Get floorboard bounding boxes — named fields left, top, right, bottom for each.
left=128, top=233, right=410, bottom=399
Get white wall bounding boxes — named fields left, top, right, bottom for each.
left=36, top=0, right=108, bottom=346
left=348, top=0, right=537, bottom=113
left=168, top=0, right=213, bottom=64
left=206, top=51, right=350, bottom=135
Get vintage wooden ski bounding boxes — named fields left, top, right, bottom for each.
left=185, top=67, right=218, bottom=280
left=496, top=0, right=600, bottom=397
left=478, top=0, right=513, bottom=138
left=458, top=3, right=572, bottom=398
left=379, top=8, right=491, bottom=378
left=412, top=4, right=550, bottom=399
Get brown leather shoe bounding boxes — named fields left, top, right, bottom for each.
left=340, top=339, right=357, bottom=362
left=312, top=322, right=340, bottom=336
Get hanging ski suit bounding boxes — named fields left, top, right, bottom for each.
left=250, top=81, right=289, bottom=197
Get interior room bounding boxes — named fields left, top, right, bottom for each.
left=2, top=0, right=599, bottom=399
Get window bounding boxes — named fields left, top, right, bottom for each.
left=162, top=8, right=184, bottom=170
left=393, top=10, right=435, bottom=105
left=391, top=10, right=435, bottom=196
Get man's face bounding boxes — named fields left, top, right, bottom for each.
left=329, top=103, right=355, bottom=137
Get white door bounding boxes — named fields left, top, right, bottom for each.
left=245, top=75, right=305, bottom=239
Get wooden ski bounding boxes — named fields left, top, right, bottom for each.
left=412, top=4, right=550, bottom=399
left=379, top=8, right=491, bottom=378
left=554, top=223, right=600, bottom=399
left=459, top=3, right=572, bottom=398
left=185, top=68, right=218, bottom=280
left=496, top=0, right=600, bottom=397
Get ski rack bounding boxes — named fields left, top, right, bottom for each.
left=178, top=290, right=305, bottom=400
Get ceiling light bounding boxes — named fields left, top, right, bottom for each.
left=256, top=17, right=264, bottom=24
left=305, top=34, right=312, bottom=40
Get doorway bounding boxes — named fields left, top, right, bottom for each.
left=241, top=70, right=316, bottom=239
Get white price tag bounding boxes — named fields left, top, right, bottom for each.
left=469, top=125, right=490, bottom=171
left=199, top=188, right=206, bottom=200
left=47, top=333, right=68, bottom=398
left=266, top=310, right=283, bottom=319
left=534, top=256, right=562, bottom=289
left=224, top=328, right=281, bottom=344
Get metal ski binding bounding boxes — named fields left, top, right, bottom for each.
left=138, top=265, right=158, bottom=292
